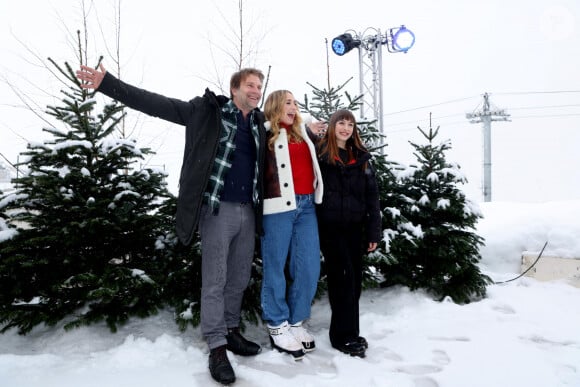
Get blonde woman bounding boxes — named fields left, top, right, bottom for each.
left=260, top=90, right=323, bottom=360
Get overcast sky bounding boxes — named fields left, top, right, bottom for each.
left=1, top=0, right=579, bottom=203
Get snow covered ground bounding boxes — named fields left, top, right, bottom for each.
left=1, top=199, right=580, bottom=387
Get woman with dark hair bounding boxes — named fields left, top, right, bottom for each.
left=316, top=109, right=381, bottom=358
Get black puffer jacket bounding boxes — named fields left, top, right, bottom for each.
left=98, top=73, right=266, bottom=245
left=316, top=148, right=381, bottom=243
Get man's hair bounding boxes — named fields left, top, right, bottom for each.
left=230, top=68, right=264, bottom=98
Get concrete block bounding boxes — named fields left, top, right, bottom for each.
left=521, top=253, right=580, bottom=288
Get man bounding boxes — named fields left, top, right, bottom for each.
left=76, top=64, right=266, bottom=385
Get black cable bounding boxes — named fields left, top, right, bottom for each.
left=493, top=241, right=548, bottom=284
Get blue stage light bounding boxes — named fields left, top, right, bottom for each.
left=331, top=33, right=360, bottom=56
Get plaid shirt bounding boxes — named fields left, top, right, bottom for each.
left=204, top=100, right=260, bottom=213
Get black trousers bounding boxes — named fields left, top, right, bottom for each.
left=319, top=221, right=364, bottom=348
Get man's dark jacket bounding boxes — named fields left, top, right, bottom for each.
left=98, top=73, right=266, bottom=245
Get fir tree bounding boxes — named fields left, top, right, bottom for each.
left=301, top=78, right=362, bottom=122
left=382, top=115, right=492, bottom=303
left=159, top=208, right=204, bottom=331
left=0, top=56, right=176, bottom=334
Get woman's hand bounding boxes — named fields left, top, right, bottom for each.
left=308, top=121, right=328, bottom=137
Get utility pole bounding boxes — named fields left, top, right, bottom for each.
left=466, top=93, right=510, bottom=202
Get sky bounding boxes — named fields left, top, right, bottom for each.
left=1, top=199, right=580, bottom=387
left=1, top=0, right=580, bottom=203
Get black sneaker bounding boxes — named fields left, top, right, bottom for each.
left=226, top=327, right=262, bottom=356
left=334, top=340, right=366, bottom=358
left=209, top=345, right=236, bottom=385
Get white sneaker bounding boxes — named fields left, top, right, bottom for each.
left=289, top=321, right=316, bottom=352
left=268, top=321, right=305, bottom=360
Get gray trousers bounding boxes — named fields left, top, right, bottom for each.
left=198, top=202, right=255, bottom=350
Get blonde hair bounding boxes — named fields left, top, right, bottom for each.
left=264, top=90, right=304, bottom=149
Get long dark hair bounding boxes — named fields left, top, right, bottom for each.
left=319, top=109, right=367, bottom=165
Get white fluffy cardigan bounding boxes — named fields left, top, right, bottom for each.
left=263, top=121, right=323, bottom=215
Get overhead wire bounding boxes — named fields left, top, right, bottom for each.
left=381, top=90, right=580, bottom=133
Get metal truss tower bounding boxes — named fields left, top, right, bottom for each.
left=354, top=32, right=385, bottom=132
left=331, top=26, right=415, bottom=136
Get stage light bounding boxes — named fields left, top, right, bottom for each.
left=390, top=25, right=415, bottom=53
left=331, top=33, right=360, bottom=56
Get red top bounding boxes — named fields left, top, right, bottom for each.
left=289, top=138, right=315, bottom=195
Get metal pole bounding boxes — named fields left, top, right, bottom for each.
left=377, top=36, right=384, bottom=134
left=482, top=111, right=492, bottom=202
left=370, top=41, right=379, bottom=130
left=357, top=42, right=365, bottom=119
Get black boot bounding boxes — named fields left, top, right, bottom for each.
left=209, top=345, right=236, bottom=385
left=356, top=336, right=369, bottom=349
left=226, top=327, right=262, bottom=356
left=334, top=340, right=366, bottom=358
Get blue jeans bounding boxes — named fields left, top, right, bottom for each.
left=261, top=194, right=321, bottom=326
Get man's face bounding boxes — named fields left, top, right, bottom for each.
left=232, top=74, right=263, bottom=115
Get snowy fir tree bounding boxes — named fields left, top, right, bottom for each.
left=0, top=57, right=176, bottom=334
left=380, top=115, right=492, bottom=303
left=154, top=198, right=204, bottom=330
left=301, top=78, right=363, bottom=122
